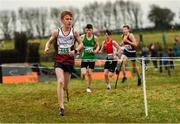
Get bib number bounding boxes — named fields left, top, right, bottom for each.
left=84, top=47, right=94, bottom=53
left=124, top=45, right=132, bottom=50
left=58, top=47, right=70, bottom=55
left=107, top=54, right=114, bottom=59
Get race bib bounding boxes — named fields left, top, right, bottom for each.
left=58, top=47, right=70, bottom=55
left=107, top=54, right=114, bottom=59
left=84, top=47, right=94, bottom=53
left=124, top=45, right=132, bottom=50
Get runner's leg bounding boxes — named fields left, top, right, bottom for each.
left=55, top=68, right=65, bottom=115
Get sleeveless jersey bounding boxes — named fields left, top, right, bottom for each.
left=122, top=34, right=136, bottom=53
left=81, top=34, right=95, bottom=59
left=54, top=27, right=75, bottom=65
left=104, top=39, right=113, bottom=54
left=104, top=39, right=114, bottom=60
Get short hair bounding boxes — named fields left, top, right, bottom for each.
left=105, top=30, right=111, bottom=35
left=123, top=24, right=130, bottom=29
left=60, top=11, right=73, bottom=20
left=85, top=24, right=93, bottom=29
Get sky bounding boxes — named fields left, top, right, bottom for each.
left=0, top=0, right=180, bottom=27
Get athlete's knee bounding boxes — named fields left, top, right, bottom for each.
left=108, top=72, right=113, bottom=77
left=81, top=71, right=86, bottom=76
left=57, top=80, right=64, bottom=87
left=81, top=69, right=87, bottom=75
left=122, top=64, right=126, bottom=70
left=87, top=73, right=91, bottom=77
left=87, top=72, right=92, bottom=77
left=104, top=71, right=108, bottom=76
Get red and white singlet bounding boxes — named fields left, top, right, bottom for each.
left=54, top=27, right=75, bottom=65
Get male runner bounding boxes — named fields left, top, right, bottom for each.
left=99, top=30, right=121, bottom=89
left=44, top=11, right=83, bottom=116
left=119, top=25, right=141, bottom=86
left=80, top=24, right=100, bottom=93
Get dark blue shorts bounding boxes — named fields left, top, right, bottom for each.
left=81, top=61, right=95, bottom=69
left=123, top=50, right=136, bottom=61
left=54, top=63, right=74, bottom=73
left=104, top=60, right=117, bottom=73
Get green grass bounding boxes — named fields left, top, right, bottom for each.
left=1, top=40, right=14, bottom=50
left=0, top=73, right=179, bottom=123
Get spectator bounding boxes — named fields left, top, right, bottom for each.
left=157, top=43, right=163, bottom=73
left=149, top=43, right=158, bottom=70
left=168, top=48, right=175, bottom=69
left=173, top=36, right=180, bottom=57
left=141, top=45, right=150, bottom=66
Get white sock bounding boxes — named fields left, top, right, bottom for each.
left=60, top=105, right=64, bottom=109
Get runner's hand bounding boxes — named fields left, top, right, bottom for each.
left=76, top=55, right=80, bottom=59
left=114, top=53, right=118, bottom=60
left=98, top=50, right=102, bottom=54
left=93, top=50, right=98, bottom=54
left=69, top=50, right=75, bottom=56
left=44, top=46, right=49, bottom=54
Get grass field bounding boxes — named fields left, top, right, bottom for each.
left=1, top=31, right=180, bottom=123
left=0, top=69, right=180, bottom=123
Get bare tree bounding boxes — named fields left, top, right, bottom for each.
left=103, top=1, right=112, bottom=29
left=18, top=8, right=26, bottom=32
left=50, top=8, right=62, bottom=28
left=113, top=2, right=119, bottom=29
left=0, top=10, right=12, bottom=39
left=32, top=8, right=48, bottom=38
left=129, top=1, right=142, bottom=29
left=24, top=8, right=36, bottom=38
left=11, top=11, right=17, bottom=34
left=39, top=8, right=48, bottom=37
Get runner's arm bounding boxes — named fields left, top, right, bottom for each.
left=99, top=40, right=105, bottom=53
left=112, top=40, right=121, bottom=53
left=44, top=29, right=58, bottom=54
left=124, top=34, right=137, bottom=47
left=93, top=36, right=100, bottom=54
left=74, top=31, right=83, bottom=52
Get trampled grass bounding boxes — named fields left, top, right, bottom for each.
left=0, top=75, right=179, bottom=123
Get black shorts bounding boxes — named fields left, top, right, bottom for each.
left=81, top=61, right=95, bottom=69
left=54, top=63, right=74, bottom=73
left=104, top=60, right=117, bottom=73
left=123, top=50, right=136, bottom=61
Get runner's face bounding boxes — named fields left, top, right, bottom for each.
left=122, top=27, right=129, bottom=35
left=61, top=15, right=73, bottom=28
left=85, top=28, right=93, bottom=37
left=105, top=33, right=110, bottom=40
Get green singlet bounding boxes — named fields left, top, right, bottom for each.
left=81, top=34, right=95, bottom=60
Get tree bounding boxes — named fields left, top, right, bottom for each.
left=11, top=11, right=17, bottom=34
left=128, top=1, right=142, bottom=29
left=24, top=8, right=36, bottom=38
left=33, top=8, right=48, bottom=38
left=148, top=5, right=175, bottom=29
left=103, top=2, right=112, bottom=29
left=82, top=2, right=98, bottom=27
left=0, top=11, right=12, bottom=39
left=50, top=8, right=62, bottom=28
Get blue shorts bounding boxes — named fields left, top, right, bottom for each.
left=54, top=63, right=74, bottom=73
left=123, top=50, right=136, bottom=61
